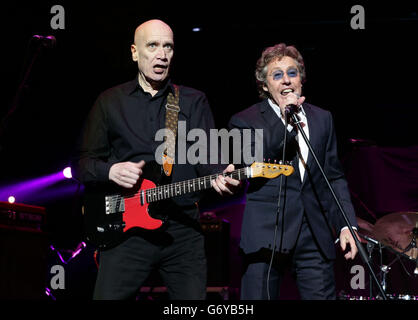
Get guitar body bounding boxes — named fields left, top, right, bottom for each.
left=83, top=161, right=171, bottom=249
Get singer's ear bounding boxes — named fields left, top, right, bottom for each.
left=262, top=84, right=269, bottom=93
left=131, top=44, right=138, bottom=62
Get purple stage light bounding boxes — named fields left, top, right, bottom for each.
left=45, top=287, right=56, bottom=300
left=71, top=242, right=86, bottom=260
left=50, top=245, right=67, bottom=264
left=50, top=241, right=87, bottom=264
left=0, top=171, right=62, bottom=201
left=0, top=169, right=78, bottom=203
left=8, top=196, right=15, bottom=203
left=63, top=167, right=72, bottom=179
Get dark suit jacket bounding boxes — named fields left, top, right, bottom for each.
left=228, top=100, right=358, bottom=260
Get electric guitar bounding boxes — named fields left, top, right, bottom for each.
left=83, top=161, right=294, bottom=249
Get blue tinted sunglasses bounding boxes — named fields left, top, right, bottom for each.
left=270, top=68, right=299, bottom=80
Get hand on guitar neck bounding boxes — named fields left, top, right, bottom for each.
left=211, top=164, right=241, bottom=196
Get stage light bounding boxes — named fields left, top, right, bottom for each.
left=0, top=169, right=76, bottom=203
left=8, top=196, right=15, bottom=203
left=192, top=27, right=201, bottom=32
left=63, top=167, right=72, bottom=179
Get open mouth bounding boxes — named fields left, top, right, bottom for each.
left=153, top=64, right=168, bottom=73
left=281, top=88, right=294, bottom=96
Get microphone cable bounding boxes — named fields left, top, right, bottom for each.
left=266, top=108, right=289, bottom=300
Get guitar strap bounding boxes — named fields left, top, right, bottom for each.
left=163, top=84, right=180, bottom=176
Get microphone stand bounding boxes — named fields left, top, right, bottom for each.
left=0, top=35, right=55, bottom=144
left=288, top=109, right=387, bottom=300
left=364, top=236, right=377, bottom=299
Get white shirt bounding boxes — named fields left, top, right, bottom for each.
left=268, top=99, right=356, bottom=236
left=268, top=98, right=309, bottom=182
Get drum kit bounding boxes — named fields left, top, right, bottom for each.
left=352, top=211, right=418, bottom=300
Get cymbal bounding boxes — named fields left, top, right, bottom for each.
left=372, top=212, right=418, bottom=260
left=356, top=216, right=377, bottom=244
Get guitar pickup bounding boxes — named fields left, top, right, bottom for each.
left=105, top=195, right=125, bottom=215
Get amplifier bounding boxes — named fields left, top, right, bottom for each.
left=0, top=201, right=46, bottom=232
left=201, top=215, right=230, bottom=287
left=0, top=202, right=48, bottom=299
left=142, top=215, right=231, bottom=291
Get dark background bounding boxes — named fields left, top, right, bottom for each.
left=0, top=1, right=417, bottom=299
left=1, top=2, right=417, bottom=179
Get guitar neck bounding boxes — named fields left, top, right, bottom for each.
left=145, top=167, right=250, bottom=203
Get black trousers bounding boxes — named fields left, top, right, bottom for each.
left=240, top=216, right=336, bottom=300
left=93, top=223, right=207, bottom=300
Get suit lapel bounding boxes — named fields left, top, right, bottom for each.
left=259, top=99, right=282, bottom=129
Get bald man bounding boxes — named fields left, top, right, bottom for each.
left=77, top=19, right=238, bottom=300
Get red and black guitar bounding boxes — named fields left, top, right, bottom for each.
left=82, top=161, right=294, bottom=249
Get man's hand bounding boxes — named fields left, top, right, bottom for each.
left=211, top=164, right=241, bottom=196
left=340, top=228, right=359, bottom=260
left=109, top=160, right=145, bottom=188
left=278, top=92, right=306, bottom=115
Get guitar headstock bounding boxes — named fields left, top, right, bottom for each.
left=250, top=162, right=294, bottom=179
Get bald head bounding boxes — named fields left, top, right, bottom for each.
left=131, top=19, right=174, bottom=89
left=133, top=19, right=173, bottom=46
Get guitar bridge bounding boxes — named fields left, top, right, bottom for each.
left=105, top=195, right=125, bottom=215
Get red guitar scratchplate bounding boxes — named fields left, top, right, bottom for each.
left=122, top=179, right=163, bottom=231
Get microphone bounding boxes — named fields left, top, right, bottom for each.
left=284, top=104, right=300, bottom=116
left=284, top=104, right=301, bottom=125
left=363, top=235, right=379, bottom=245
left=31, top=35, right=56, bottom=48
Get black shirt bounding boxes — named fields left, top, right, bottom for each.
left=77, top=77, right=225, bottom=207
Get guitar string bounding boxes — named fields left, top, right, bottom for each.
left=110, top=165, right=289, bottom=203
left=118, top=168, right=248, bottom=202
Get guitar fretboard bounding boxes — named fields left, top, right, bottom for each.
left=105, top=162, right=292, bottom=213
left=144, top=167, right=250, bottom=203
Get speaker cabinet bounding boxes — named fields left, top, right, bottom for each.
left=0, top=202, right=47, bottom=299
left=0, top=227, right=48, bottom=299
left=201, top=217, right=230, bottom=287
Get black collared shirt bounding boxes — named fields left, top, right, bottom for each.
left=77, top=77, right=225, bottom=207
